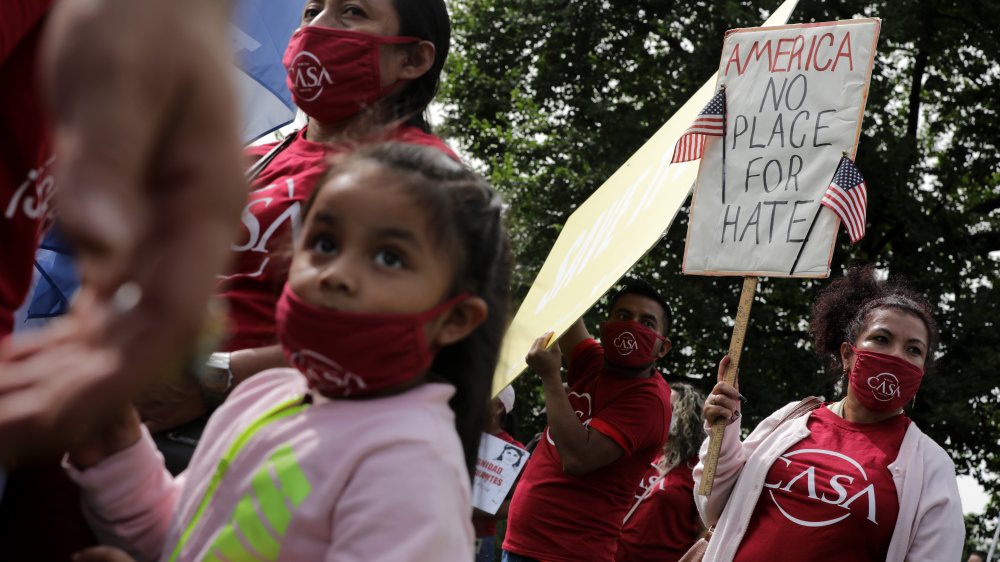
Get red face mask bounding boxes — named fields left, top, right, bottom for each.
left=846, top=346, right=925, bottom=412
left=275, top=284, right=466, bottom=399
left=282, top=26, right=421, bottom=123
left=599, top=321, right=667, bottom=368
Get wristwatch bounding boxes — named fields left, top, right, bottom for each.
left=200, top=351, right=234, bottom=408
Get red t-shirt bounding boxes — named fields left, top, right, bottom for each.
left=503, top=339, right=672, bottom=562
left=0, top=2, right=55, bottom=336
left=615, top=456, right=700, bottom=562
left=733, top=405, right=909, bottom=562
left=474, top=430, right=526, bottom=539
left=217, top=126, right=457, bottom=351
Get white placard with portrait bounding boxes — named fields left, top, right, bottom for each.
left=472, top=433, right=530, bottom=515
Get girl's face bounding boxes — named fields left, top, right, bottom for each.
left=502, top=449, right=520, bottom=465
left=840, top=307, right=930, bottom=373
left=289, top=162, right=455, bottom=329
left=300, top=0, right=431, bottom=89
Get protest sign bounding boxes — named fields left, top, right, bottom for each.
left=491, top=0, right=800, bottom=396
left=684, top=19, right=881, bottom=495
left=472, top=434, right=530, bottom=515
left=683, top=19, right=881, bottom=277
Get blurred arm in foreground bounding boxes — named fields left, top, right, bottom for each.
left=0, top=0, right=245, bottom=467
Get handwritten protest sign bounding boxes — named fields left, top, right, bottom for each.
left=683, top=19, right=880, bottom=278
left=490, top=0, right=801, bottom=396
left=472, top=433, right=530, bottom=515
left=684, top=19, right=881, bottom=496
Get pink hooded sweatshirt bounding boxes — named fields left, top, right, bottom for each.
left=65, top=369, right=474, bottom=561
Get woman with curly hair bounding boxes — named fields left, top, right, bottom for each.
left=693, top=265, right=964, bottom=562
left=616, top=383, right=706, bottom=562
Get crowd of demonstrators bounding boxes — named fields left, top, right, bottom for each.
left=694, top=265, right=965, bottom=562
left=616, top=383, right=706, bottom=562
left=502, top=280, right=674, bottom=562
left=0, top=1, right=972, bottom=562
left=66, top=143, right=511, bottom=561
left=141, top=0, right=461, bottom=459
left=474, top=385, right=525, bottom=562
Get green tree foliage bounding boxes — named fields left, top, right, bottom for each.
left=441, top=0, right=1000, bottom=501
left=964, top=507, right=998, bottom=558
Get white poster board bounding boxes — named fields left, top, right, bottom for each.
left=683, top=19, right=880, bottom=278
left=472, top=433, right=530, bottom=515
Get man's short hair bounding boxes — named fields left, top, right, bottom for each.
left=609, top=278, right=672, bottom=336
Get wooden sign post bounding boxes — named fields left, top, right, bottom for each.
left=698, top=276, right=757, bottom=496
left=684, top=19, right=882, bottom=496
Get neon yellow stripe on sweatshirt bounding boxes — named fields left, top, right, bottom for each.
left=211, top=445, right=313, bottom=560
left=165, top=396, right=307, bottom=562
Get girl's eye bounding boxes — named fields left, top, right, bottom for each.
left=312, top=235, right=337, bottom=255
left=907, top=346, right=924, bottom=356
left=374, top=249, right=404, bottom=269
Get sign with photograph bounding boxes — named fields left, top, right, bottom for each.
left=472, top=433, right=530, bottom=515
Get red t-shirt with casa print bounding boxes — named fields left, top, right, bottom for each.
left=733, top=405, right=909, bottom=562
left=0, top=2, right=55, bottom=336
left=474, top=430, right=526, bottom=539
left=503, top=338, right=672, bottom=562
left=218, top=126, right=457, bottom=351
left=615, top=456, right=700, bottom=562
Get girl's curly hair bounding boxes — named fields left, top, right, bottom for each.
left=808, top=265, right=938, bottom=374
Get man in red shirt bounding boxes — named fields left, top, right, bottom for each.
left=503, top=279, right=674, bottom=562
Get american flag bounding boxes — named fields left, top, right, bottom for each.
left=671, top=90, right=726, bottom=163
left=821, top=156, right=868, bottom=243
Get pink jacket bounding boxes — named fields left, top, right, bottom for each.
left=693, top=402, right=964, bottom=562
left=66, top=369, right=474, bottom=561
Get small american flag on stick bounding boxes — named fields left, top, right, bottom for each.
left=671, top=90, right=726, bottom=163
left=821, top=156, right=868, bottom=243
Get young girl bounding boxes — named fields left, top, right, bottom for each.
left=65, top=143, right=511, bottom=562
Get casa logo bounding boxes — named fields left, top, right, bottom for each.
left=613, top=332, right=638, bottom=355
left=546, top=391, right=592, bottom=446
left=764, top=448, right=878, bottom=527
left=867, top=372, right=901, bottom=402
left=635, top=462, right=664, bottom=500
left=289, top=51, right=334, bottom=102
left=5, top=155, right=57, bottom=221
left=292, top=349, right=367, bottom=396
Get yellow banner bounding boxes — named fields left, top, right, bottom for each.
left=492, top=0, right=800, bottom=396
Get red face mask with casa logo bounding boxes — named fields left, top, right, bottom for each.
left=275, top=284, right=466, bottom=399
left=282, top=26, right=420, bottom=123
left=599, top=321, right=666, bottom=368
left=847, top=346, right=925, bottom=412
